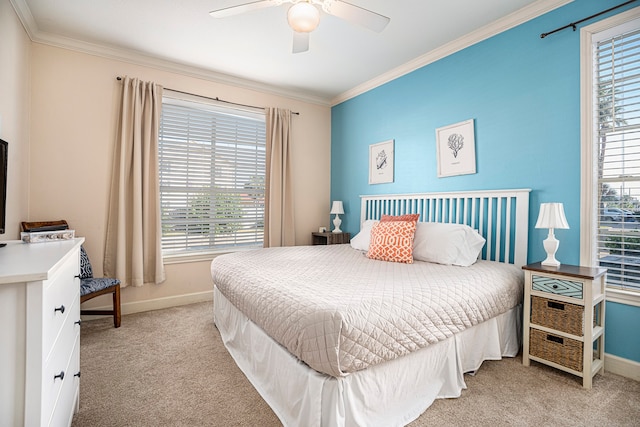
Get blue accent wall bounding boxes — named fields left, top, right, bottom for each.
left=605, top=301, right=640, bottom=361
left=331, top=0, right=640, bottom=362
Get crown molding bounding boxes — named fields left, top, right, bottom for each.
left=330, top=0, right=573, bottom=106
left=9, top=0, right=331, bottom=107
left=10, top=0, right=572, bottom=108
left=9, top=0, right=37, bottom=39
left=9, top=0, right=38, bottom=41
left=33, top=31, right=332, bottom=106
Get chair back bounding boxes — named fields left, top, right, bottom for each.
left=79, top=246, right=94, bottom=279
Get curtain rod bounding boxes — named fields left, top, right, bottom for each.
left=116, top=76, right=299, bottom=115
left=541, top=0, right=637, bottom=38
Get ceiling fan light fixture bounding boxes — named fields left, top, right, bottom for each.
left=287, top=2, right=320, bottom=33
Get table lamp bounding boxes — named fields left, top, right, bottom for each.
left=330, top=201, right=344, bottom=233
left=535, top=202, right=570, bottom=267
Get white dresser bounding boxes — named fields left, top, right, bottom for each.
left=0, top=238, right=84, bottom=427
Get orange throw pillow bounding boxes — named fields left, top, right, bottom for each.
left=366, top=220, right=417, bottom=263
left=380, top=214, right=420, bottom=222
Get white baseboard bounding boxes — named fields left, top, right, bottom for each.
left=80, top=290, right=214, bottom=322
left=605, top=353, right=640, bottom=381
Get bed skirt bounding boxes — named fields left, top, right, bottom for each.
left=213, top=286, right=522, bottom=427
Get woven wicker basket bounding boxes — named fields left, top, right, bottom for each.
left=529, top=328, right=583, bottom=371
left=531, top=296, right=584, bottom=336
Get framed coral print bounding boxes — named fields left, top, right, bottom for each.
left=369, top=139, right=394, bottom=184
left=436, top=119, right=476, bottom=178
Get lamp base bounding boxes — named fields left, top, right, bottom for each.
left=541, top=257, right=561, bottom=268
left=541, top=229, right=561, bottom=268
left=332, top=215, right=342, bottom=233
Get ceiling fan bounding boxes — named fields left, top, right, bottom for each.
left=210, top=0, right=390, bottom=54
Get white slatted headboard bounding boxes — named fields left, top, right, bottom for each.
left=360, top=189, right=531, bottom=267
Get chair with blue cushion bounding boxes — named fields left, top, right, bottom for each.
left=20, top=220, right=122, bottom=328
left=79, top=245, right=121, bottom=328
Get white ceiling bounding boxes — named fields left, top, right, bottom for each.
left=13, top=0, right=569, bottom=104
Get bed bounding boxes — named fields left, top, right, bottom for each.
left=211, top=189, right=530, bottom=426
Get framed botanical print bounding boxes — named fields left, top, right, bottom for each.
left=369, top=139, right=394, bottom=184
left=436, top=119, right=476, bottom=178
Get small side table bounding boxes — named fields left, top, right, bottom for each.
left=522, top=262, right=606, bottom=388
left=312, top=232, right=350, bottom=245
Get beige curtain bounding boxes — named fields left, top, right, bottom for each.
left=104, top=76, right=165, bottom=287
left=264, top=108, right=295, bottom=247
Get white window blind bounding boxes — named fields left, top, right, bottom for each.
left=159, top=96, right=266, bottom=256
left=595, top=27, right=640, bottom=292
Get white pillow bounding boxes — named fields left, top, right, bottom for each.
left=412, top=222, right=486, bottom=266
left=350, top=220, right=378, bottom=251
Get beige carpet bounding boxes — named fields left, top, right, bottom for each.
left=72, top=302, right=640, bottom=427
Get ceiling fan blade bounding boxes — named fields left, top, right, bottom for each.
left=327, top=1, right=390, bottom=33
left=292, top=31, right=310, bottom=54
left=209, top=1, right=276, bottom=18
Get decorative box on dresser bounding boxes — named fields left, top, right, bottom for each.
left=522, top=262, right=606, bottom=389
left=0, top=238, right=84, bottom=426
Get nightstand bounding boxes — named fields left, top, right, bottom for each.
left=312, top=232, right=350, bottom=245
left=522, top=262, right=606, bottom=388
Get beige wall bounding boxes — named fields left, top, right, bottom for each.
left=0, top=0, right=30, bottom=241
left=28, top=44, right=331, bottom=312
left=0, top=1, right=31, bottom=423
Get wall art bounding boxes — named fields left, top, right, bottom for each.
left=436, top=119, right=476, bottom=177
left=369, top=139, right=394, bottom=184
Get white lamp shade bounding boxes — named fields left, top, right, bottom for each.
left=287, top=3, right=320, bottom=33
left=535, top=203, right=569, bottom=229
left=330, top=201, right=344, bottom=215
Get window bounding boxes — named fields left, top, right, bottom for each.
left=582, top=11, right=640, bottom=303
left=158, top=94, right=266, bottom=257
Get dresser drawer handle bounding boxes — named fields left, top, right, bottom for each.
left=54, top=305, right=65, bottom=314
left=548, top=301, right=565, bottom=310
left=74, top=372, right=81, bottom=378
left=75, top=319, right=82, bottom=326
left=74, top=274, right=81, bottom=279
left=54, top=371, right=65, bottom=381
left=547, top=335, right=564, bottom=345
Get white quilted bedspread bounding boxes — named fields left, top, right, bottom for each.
left=211, top=245, right=523, bottom=377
